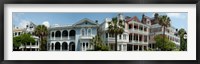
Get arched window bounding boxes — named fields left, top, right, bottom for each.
left=62, top=42, right=68, bottom=50
left=69, top=42, right=75, bottom=51
left=87, top=28, right=92, bottom=36
left=70, top=30, right=76, bottom=36
left=55, top=42, right=60, bottom=50
left=55, top=31, right=61, bottom=37
left=51, top=32, right=54, bottom=37
left=62, top=30, right=68, bottom=37
left=81, top=28, right=85, bottom=36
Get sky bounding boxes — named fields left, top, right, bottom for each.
left=13, top=12, right=188, bottom=32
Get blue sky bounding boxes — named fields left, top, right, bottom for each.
left=13, top=12, right=188, bottom=32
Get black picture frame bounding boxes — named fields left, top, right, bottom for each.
left=0, top=0, right=199, bottom=64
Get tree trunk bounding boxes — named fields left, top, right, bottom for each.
left=41, top=36, right=43, bottom=51
left=115, top=33, right=118, bottom=51
left=163, top=27, right=165, bottom=51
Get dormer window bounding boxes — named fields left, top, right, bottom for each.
left=26, top=25, right=28, bottom=28
left=30, top=26, right=33, bottom=28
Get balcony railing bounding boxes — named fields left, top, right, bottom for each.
left=70, top=36, right=75, bottom=40
left=52, top=36, right=76, bottom=40
left=79, top=35, right=94, bottom=39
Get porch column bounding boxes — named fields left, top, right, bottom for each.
left=88, top=43, right=90, bottom=49
left=142, top=45, right=144, bottom=51
left=61, top=30, right=63, bottom=40
left=85, top=43, right=87, bottom=51
left=68, top=30, right=70, bottom=40
left=53, top=44, right=55, bottom=51
left=50, top=44, right=52, bottom=51
left=143, top=35, right=144, bottom=43
left=132, top=33, right=134, bottom=42
left=121, top=44, right=123, bottom=51
left=60, top=44, right=62, bottom=51
left=54, top=31, right=55, bottom=40
left=143, top=26, right=144, bottom=32
left=138, top=34, right=139, bottom=43
left=68, top=43, right=70, bottom=51
left=81, top=43, right=83, bottom=51
left=146, top=45, right=148, bottom=50
left=132, top=45, right=134, bottom=51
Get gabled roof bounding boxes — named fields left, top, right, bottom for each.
left=73, top=18, right=98, bottom=26
left=126, top=16, right=140, bottom=22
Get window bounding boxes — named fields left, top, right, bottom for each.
left=134, top=34, right=138, bottom=41
left=83, top=43, right=85, bottom=47
left=32, top=41, right=35, bottom=45
left=134, top=24, right=138, bottom=29
left=139, top=25, right=143, bottom=31
left=139, top=35, right=142, bottom=41
left=128, top=24, right=132, bottom=29
left=123, top=45, right=126, bottom=51
left=36, top=41, right=38, bottom=45
left=15, top=32, right=17, bottom=36
left=86, top=43, right=88, bottom=48
left=106, top=33, right=108, bottom=38
left=119, top=35, right=121, bottom=39
left=55, top=31, right=61, bottom=37
left=144, top=27, right=147, bottom=32
left=62, top=30, right=68, bottom=37
left=118, top=44, right=121, bottom=51
left=51, top=32, right=54, bottom=37
left=144, top=35, right=147, bottom=42
left=87, top=28, right=92, bottom=36
left=123, top=34, right=126, bottom=40
left=109, top=33, right=114, bottom=37
left=18, top=32, right=21, bottom=35
left=81, top=28, right=85, bottom=36
left=129, top=34, right=132, bottom=41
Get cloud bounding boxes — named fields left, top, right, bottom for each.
left=166, top=13, right=185, bottom=19
left=42, top=21, right=50, bottom=28
left=18, top=20, right=30, bottom=29
left=13, top=13, right=25, bottom=22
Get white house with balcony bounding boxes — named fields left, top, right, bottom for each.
left=47, top=18, right=98, bottom=51
left=99, top=14, right=129, bottom=51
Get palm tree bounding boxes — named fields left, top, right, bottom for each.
left=34, top=25, right=48, bottom=51
left=158, top=15, right=171, bottom=50
left=107, top=17, right=125, bottom=51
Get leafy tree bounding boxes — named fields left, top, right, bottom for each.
left=154, top=35, right=176, bottom=51
left=34, top=25, right=48, bottom=51
left=13, top=36, right=21, bottom=50
left=158, top=15, right=171, bottom=51
left=19, top=33, right=35, bottom=51
left=107, top=17, right=125, bottom=51
left=178, top=28, right=187, bottom=51
left=90, top=34, right=110, bottom=51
